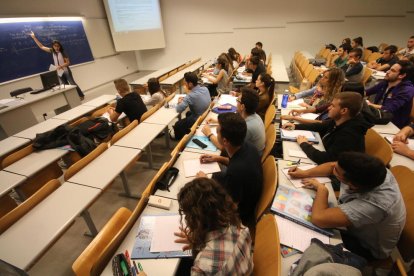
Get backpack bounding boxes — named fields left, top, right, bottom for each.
left=77, top=117, right=117, bottom=141
left=32, top=124, right=72, bottom=150
left=67, top=128, right=97, bottom=157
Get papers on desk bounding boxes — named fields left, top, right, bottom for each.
left=183, top=158, right=220, bottom=177
left=195, top=127, right=217, bottom=137
left=218, top=94, right=237, bottom=106
left=286, top=99, right=305, bottom=109
left=280, top=129, right=319, bottom=143
left=385, top=136, right=414, bottom=150
left=282, top=165, right=331, bottom=188
left=150, top=215, right=183, bottom=252
left=131, top=214, right=191, bottom=259
left=0, top=98, right=18, bottom=105
left=299, top=113, right=319, bottom=120
left=288, top=149, right=308, bottom=159
left=275, top=215, right=330, bottom=252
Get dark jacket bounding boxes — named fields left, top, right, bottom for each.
left=295, top=114, right=373, bottom=164
left=366, top=80, right=414, bottom=128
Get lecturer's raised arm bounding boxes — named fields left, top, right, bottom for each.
left=29, top=31, right=50, bottom=52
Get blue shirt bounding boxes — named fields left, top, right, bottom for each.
left=176, top=85, right=211, bottom=116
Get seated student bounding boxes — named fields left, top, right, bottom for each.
left=202, top=57, right=230, bottom=97
left=342, top=38, right=351, bottom=45
left=248, top=55, right=266, bottom=89
left=108, top=79, right=147, bottom=123
left=255, top=72, right=275, bottom=120
left=256, top=41, right=267, bottom=63
left=143, top=78, right=167, bottom=107
left=174, top=178, right=253, bottom=275
left=333, top=44, right=352, bottom=69
left=218, top=52, right=234, bottom=77
left=397, top=35, right=414, bottom=58
left=392, top=122, right=414, bottom=159
left=288, top=152, right=406, bottom=260
left=342, top=48, right=364, bottom=84
left=351, top=36, right=364, bottom=57
left=366, top=60, right=414, bottom=128
left=283, top=68, right=345, bottom=124
left=202, top=88, right=265, bottom=155
left=171, top=72, right=211, bottom=140
left=197, top=113, right=263, bottom=229
left=282, top=92, right=372, bottom=164
left=228, top=47, right=242, bottom=67
left=367, top=45, right=399, bottom=72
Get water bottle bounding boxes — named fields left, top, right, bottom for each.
left=281, top=91, right=289, bottom=108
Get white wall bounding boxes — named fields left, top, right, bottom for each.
left=0, top=0, right=139, bottom=98
left=135, top=0, right=414, bottom=70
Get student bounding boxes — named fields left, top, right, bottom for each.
left=174, top=178, right=253, bottom=275
left=367, top=45, right=399, bottom=72
left=249, top=55, right=266, bottom=88
left=282, top=92, right=372, bottom=164
left=333, top=44, right=352, bottom=69
left=398, top=35, right=414, bottom=58
left=108, top=79, right=147, bottom=123
left=29, top=31, right=85, bottom=100
left=343, top=48, right=364, bottom=83
left=288, top=152, right=406, bottom=260
left=365, top=60, right=414, bottom=128
left=255, top=72, right=275, bottom=120
left=197, top=112, right=263, bottom=228
left=256, top=41, right=267, bottom=62
left=143, top=78, right=167, bottom=107
left=171, top=72, right=211, bottom=140
left=202, top=57, right=230, bottom=97
left=392, top=122, right=414, bottom=159
left=351, top=37, right=363, bottom=50
left=283, top=68, right=345, bottom=124
left=202, top=88, right=265, bottom=155
left=228, top=47, right=242, bottom=67
left=342, top=38, right=351, bottom=45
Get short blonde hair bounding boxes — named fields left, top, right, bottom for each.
left=113, top=79, right=130, bottom=95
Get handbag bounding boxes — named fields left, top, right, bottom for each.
left=156, top=167, right=179, bottom=191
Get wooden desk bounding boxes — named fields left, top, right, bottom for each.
left=271, top=54, right=290, bottom=84
left=3, top=148, right=67, bottom=177
left=12, top=118, right=68, bottom=140
left=277, top=160, right=342, bottom=275
left=0, top=182, right=101, bottom=270
left=114, top=123, right=165, bottom=150
left=101, top=200, right=181, bottom=276
left=0, top=171, right=27, bottom=197
left=0, top=136, right=31, bottom=159
left=161, top=60, right=208, bottom=87
left=155, top=151, right=207, bottom=200
left=143, top=107, right=179, bottom=126
left=67, top=146, right=141, bottom=197
left=378, top=133, right=414, bottom=170
left=52, top=105, right=98, bottom=121
left=0, top=85, right=79, bottom=137
left=282, top=133, right=325, bottom=165
left=81, top=94, right=116, bottom=107
left=372, top=122, right=400, bottom=135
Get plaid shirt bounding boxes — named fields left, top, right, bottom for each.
left=191, top=226, right=253, bottom=275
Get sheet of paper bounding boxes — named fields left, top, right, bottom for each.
left=275, top=215, right=330, bottom=252
left=183, top=159, right=221, bottom=177
left=288, top=149, right=308, bottom=158
left=0, top=98, right=18, bottom=105
left=218, top=94, right=237, bottom=106
left=282, top=164, right=331, bottom=188
left=195, top=126, right=217, bottom=137
left=150, top=215, right=183, bottom=253
left=385, top=136, right=414, bottom=150
left=281, top=129, right=316, bottom=139
left=300, top=113, right=319, bottom=120
left=286, top=98, right=305, bottom=109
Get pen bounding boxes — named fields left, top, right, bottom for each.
left=125, top=250, right=131, bottom=266
left=138, top=262, right=144, bottom=272
left=133, top=260, right=139, bottom=272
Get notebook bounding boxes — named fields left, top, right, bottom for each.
left=182, top=158, right=221, bottom=177
left=280, top=129, right=319, bottom=144
left=282, top=164, right=331, bottom=188
left=186, top=135, right=218, bottom=152
left=131, top=214, right=192, bottom=259
left=271, top=185, right=334, bottom=236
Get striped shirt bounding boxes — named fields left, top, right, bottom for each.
left=191, top=226, right=253, bottom=275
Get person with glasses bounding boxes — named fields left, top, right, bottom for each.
left=287, top=152, right=406, bottom=261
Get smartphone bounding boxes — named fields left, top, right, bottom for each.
left=192, top=138, right=208, bottom=149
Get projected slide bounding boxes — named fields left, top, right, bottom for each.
left=107, top=0, right=162, bottom=32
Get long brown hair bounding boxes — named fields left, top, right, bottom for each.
left=177, top=178, right=241, bottom=257
left=322, top=68, right=345, bottom=101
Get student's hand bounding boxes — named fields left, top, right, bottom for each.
left=201, top=125, right=212, bottom=137
left=280, top=115, right=294, bottom=121
left=296, top=135, right=309, bottom=145
left=178, top=97, right=184, bottom=104
left=174, top=228, right=191, bottom=251
left=347, top=58, right=356, bottom=65
left=392, top=141, right=411, bottom=155
left=299, top=102, right=310, bottom=108
left=289, top=109, right=305, bottom=116
left=393, top=133, right=408, bottom=143
left=282, top=123, right=295, bottom=130
left=196, top=171, right=207, bottom=178
left=29, top=31, right=35, bottom=38
left=288, top=167, right=308, bottom=178
left=288, top=95, right=296, bottom=102
left=200, top=154, right=217, bottom=163
left=206, top=117, right=218, bottom=124
left=302, top=179, right=326, bottom=191
left=230, top=91, right=239, bottom=97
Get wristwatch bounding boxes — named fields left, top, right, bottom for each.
left=207, top=133, right=213, bottom=140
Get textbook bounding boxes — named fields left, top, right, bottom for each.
left=131, top=214, right=192, bottom=259
left=280, top=129, right=319, bottom=144
left=271, top=185, right=334, bottom=236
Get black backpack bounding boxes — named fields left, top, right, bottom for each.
left=77, top=117, right=117, bottom=141
left=67, top=128, right=97, bottom=157
left=33, top=124, right=72, bottom=150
